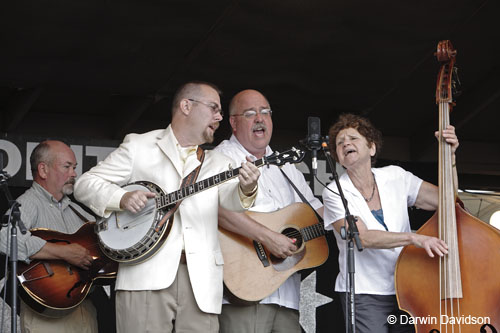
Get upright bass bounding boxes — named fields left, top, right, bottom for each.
left=395, top=40, right=500, bottom=332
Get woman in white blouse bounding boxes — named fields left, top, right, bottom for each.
left=322, top=113, right=458, bottom=333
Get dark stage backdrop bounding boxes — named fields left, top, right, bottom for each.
left=1, top=134, right=435, bottom=332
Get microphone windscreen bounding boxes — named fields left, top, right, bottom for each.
left=307, top=117, right=321, bottom=142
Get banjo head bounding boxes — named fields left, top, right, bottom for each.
left=96, top=181, right=172, bottom=263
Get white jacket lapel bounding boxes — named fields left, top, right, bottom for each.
left=156, top=126, right=183, bottom=177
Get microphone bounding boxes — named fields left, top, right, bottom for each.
left=306, top=117, right=322, bottom=176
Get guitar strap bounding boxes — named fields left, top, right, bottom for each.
left=69, top=204, right=91, bottom=223
left=279, top=168, right=323, bottom=223
left=154, top=147, right=205, bottom=232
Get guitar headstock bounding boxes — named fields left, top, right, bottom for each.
left=263, top=147, right=305, bottom=167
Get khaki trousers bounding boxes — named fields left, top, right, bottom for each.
left=116, top=262, right=218, bottom=333
left=20, top=299, right=98, bottom=333
left=219, top=303, right=300, bottom=333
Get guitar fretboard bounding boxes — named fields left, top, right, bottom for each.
left=155, top=158, right=266, bottom=209
left=301, top=223, right=325, bottom=242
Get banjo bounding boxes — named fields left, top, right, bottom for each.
left=95, top=147, right=305, bottom=264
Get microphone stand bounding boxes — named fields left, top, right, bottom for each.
left=0, top=169, right=27, bottom=333
left=321, top=144, right=363, bottom=333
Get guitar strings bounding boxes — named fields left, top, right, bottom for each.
left=283, top=230, right=302, bottom=240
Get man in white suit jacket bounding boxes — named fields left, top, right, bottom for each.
left=74, top=81, right=260, bottom=333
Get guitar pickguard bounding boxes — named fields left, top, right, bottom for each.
left=271, top=249, right=306, bottom=271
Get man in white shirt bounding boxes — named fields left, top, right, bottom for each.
left=216, top=89, right=323, bottom=333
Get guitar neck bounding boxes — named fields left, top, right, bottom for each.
left=301, top=222, right=325, bottom=241
left=156, top=158, right=266, bottom=209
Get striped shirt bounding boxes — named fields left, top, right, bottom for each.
left=0, top=181, right=93, bottom=263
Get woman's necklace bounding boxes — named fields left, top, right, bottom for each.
left=362, top=173, right=376, bottom=203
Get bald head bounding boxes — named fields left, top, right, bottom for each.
left=228, top=89, right=273, bottom=159
left=229, top=89, right=269, bottom=116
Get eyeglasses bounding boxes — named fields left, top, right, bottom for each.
left=188, top=99, right=223, bottom=117
left=232, top=109, right=272, bottom=119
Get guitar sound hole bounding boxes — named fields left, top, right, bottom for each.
left=282, top=227, right=303, bottom=248
left=269, top=227, right=303, bottom=264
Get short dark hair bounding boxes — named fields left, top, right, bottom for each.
left=171, top=81, right=222, bottom=113
left=30, top=141, right=52, bottom=178
left=328, top=113, right=383, bottom=165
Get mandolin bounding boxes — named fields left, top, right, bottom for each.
left=17, top=222, right=117, bottom=318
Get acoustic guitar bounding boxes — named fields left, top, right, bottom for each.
left=219, top=202, right=328, bottom=302
left=17, top=222, right=117, bottom=318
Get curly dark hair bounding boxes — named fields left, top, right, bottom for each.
left=328, top=113, right=383, bottom=165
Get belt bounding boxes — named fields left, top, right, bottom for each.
left=180, top=251, right=187, bottom=264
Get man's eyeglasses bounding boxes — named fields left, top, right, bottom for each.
left=188, top=99, right=223, bottom=117
left=232, top=109, right=272, bottom=119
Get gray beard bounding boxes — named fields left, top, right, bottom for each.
left=62, top=184, right=74, bottom=196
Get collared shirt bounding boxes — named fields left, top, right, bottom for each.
left=322, top=165, right=423, bottom=295
left=175, top=136, right=256, bottom=207
left=177, top=144, right=197, bottom=169
left=0, top=182, right=93, bottom=262
left=215, top=135, right=323, bottom=310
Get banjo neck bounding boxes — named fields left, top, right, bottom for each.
left=155, top=148, right=304, bottom=209
left=97, top=148, right=304, bottom=264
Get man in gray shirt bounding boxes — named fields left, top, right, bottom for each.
left=1, top=140, right=98, bottom=333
